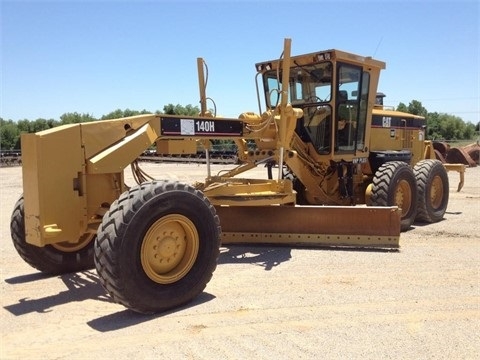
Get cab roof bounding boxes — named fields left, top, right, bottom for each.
left=255, top=49, right=386, bottom=72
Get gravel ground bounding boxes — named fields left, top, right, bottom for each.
left=1, top=162, right=479, bottom=360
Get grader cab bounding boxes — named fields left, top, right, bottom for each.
left=11, top=39, right=452, bottom=313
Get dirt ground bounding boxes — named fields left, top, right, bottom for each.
left=1, top=162, right=479, bottom=360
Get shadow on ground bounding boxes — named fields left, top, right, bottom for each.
left=86, top=292, right=215, bottom=332
left=218, top=245, right=292, bottom=270
left=4, top=270, right=109, bottom=316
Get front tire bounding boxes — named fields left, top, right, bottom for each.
left=94, top=180, right=221, bottom=314
left=10, top=196, right=95, bottom=275
left=371, top=161, right=418, bottom=231
left=414, top=159, right=449, bottom=223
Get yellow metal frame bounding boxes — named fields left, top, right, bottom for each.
left=424, top=140, right=466, bottom=191
left=20, top=38, right=401, bottom=249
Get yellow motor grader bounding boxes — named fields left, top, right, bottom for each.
left=11, top=39, right=455, bottom=313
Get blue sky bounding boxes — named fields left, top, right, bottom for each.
left=1, top=0, right=479, bottom=125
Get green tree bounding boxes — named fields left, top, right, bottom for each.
left=16, top=119, right=32, bottom=133
left=396, top=102, right=408, bottom=113
left=426, top=112, right=441, bottom=139
left=0, top=119, right=21, bottom=150
left=32, top=118, right=58, bottom=132
left=429, top=113, right=471, bottom=140
left=397, top=99, right=475, bottom=141
left=396, top=100, right=427, bottom=117
left=407, top=100, right=428, bottom=117
left=101, top=108, right=151, bottom=120
left=163, top=104, right=199, bottom=116
left=463, top=122, right=475, bottom=139
left=60, top=112, right=96, bottom=124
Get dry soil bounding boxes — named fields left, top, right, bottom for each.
left=1, top=162, right=479, bottom=360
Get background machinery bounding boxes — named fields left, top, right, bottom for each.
left=11, top=39, right=453, bottom=313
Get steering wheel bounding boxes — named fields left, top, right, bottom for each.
left=306, top=96, right=322, bottom=104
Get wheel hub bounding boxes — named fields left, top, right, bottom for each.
left=395, top=179, right=412, bottom=216
left=430, top=175, right=444, bottom=209
left=154, top=230, right=186, bottom=269
left=141, top=214, right=199, bottom=284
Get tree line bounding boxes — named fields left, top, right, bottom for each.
left=1, top=101, right=478, bottom=151
left=0, top=104, right=200, bottom=150
left=396, top=100, right=478, bottom=141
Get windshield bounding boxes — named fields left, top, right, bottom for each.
left=263, top=62, right=333, bottom=108
left=336, top=65, right=369, bottom=152
left=261, top=60, right=369, bottom=155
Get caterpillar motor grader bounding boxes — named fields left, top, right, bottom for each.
left=11, top=39, right=453, bottom=314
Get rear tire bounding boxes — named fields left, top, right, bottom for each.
left=94, top=180, right=221, bottom=314
left=414, top=159, right=449, bottom=223
left=371, top=161, right=418, bottom=231
left=10, top=196, right=95, bottom=275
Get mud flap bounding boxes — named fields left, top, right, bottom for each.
left=216, top=205, right=401, bottom=249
